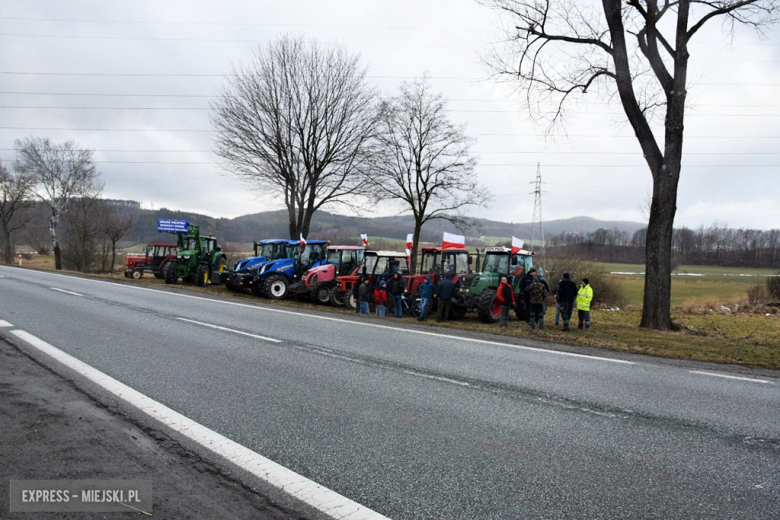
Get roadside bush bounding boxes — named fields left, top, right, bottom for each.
left=767, top=273, right=780, bottom=301
left=747, top=284, right=767, bottom=305
left=542, top=257, right=624, bottom=308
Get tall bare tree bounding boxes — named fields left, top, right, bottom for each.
left=212, top=36, right=380, bottom=239
left=481, top=0, right=778, bottom=329
left=13, top=137, right=101, bottom=270
left=0, top=162, right=36, bottom=264
left=101, top=206, right=135, bottom=273
left=370, top=77, right=491, bottom=274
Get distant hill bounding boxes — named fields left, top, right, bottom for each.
left=121, top=206, right=645, bottom=247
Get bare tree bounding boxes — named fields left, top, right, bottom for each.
left=370, top=77, right=491, bottom=273
left=481, top=0, right=778, bottom=329
left=101, top=206, right=135, bottom=273
left=211, top=35, right=380, bottom=239
left=0, top=162, right=36, bottom=264
left=13, top=137, right=101, bottom=270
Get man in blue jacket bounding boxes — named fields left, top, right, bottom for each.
left=417, top=276, right=436, bottom=321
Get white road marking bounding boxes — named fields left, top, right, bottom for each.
left=9, top=329, right=387, bottom=520
left=0, top=274, right=5, bottom=278
left=50, top=287, right=84, bottom=297
left=1, top=266, right=634, bottom=365
left=0, top=320, right=13, bottom=327
left=689, top=371, right=772, bottom=384
left=176, top=318, right=282, bottom=343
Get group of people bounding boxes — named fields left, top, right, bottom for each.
left=351, top=268, right=594, bottom=332
left=497, top=268, right=594, bottom=331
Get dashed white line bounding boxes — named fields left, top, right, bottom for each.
left=50, top=287, right=84, bottom=297
left=9, top=329, right=387, bottom=520
left=0, top=267, right=634, bottom=366
left=689, top=371, right=772, bottom=384
left=0, top=274, right=5, bottom=278
left=176, top=318, right=282, bottom=343
left=0, top=320, right=13, bottom=327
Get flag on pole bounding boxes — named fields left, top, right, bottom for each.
left=360, top=234, right=369, bottom=247
left=300, top=233, right=307, bottom=247
left=405, top=233, right=414, bottom=262
left=442, top=232, right=466, bottom=250
left=511, top=236, right=524, bottom=254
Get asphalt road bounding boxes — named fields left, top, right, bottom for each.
left=1, top=265, right=779, bottom=519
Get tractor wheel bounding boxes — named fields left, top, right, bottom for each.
left=330, top=290, right=348, bottom=307
left=477, top=289, right=501, bottom=323
left=448, top=303, right=468, bottom=320
left=212, top=257, right=227, bottom=285
left=346, top=292, right=357, bottom=311
left=195, top=264, right=210, bottom=287
left=264, top=274, right=289, bottom=300
left=132, top=269, right=143, bottom=280
left=251, top=277, right=265, bottom=297
left=124, top=271, right=131, bottom=278
left=163, top=262, right=177, bottom=285
left=314, top=282, right=334, bottom=305
left=410, top=289, right=424, bottom=318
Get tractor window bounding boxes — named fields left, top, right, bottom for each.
left=338, top=250, right=359, bottom=276
left=259, top=244, right=279, bottom=259
left=442, top=252, right=469, bottom=275
left=511, top=254, right=533, bottom=276
left=299, top=245, right=324, bottom=270
left=420, top=252, right=440, bottom=274
left=326, top=249, right=341, bottom=265
left=185, top=237, right=198, bottom=251
left=201, top=239, right=215, bottom=254
left=482, top=253, right=509, bottom=274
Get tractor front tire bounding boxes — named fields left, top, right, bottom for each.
left=196, top=264, right=210, bottom=287
left=346, top=292, right=358, bottom=311
left=124, top=271, right=131, bottom=278
left=330, top=290, right=348, bottom=307
left=163, top=262, right=177, bottom=285
left=477, top=289, right=501, bottom=323
left=448, top=303, right=468, bottom=320
left=314, top=282, right=334, bottom=305
left=132, top=269, right=143, bottom=279
left=264, top=274, right=289, bottom=300
left=410, top=289, right=424, bottom=318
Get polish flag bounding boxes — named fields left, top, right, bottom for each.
left=360, top=234, right=369, bottom=247
left=300, top=233, right=307, bottom=247
left=405, top=233, right=414, bottom=258
left=511, top=236, right=524, bottom=254
left=442, top=232, right=466, bottom=250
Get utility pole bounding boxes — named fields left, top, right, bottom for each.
left=529, top=162, right=546, bottom=264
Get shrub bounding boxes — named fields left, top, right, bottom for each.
left=747, top=284, right=767, bottom=305
left=767, top=273, right=780, bottom=301
left=541, top=257, right=624, bottom=308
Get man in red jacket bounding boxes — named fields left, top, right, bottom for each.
left=496, top=276, right=516, bottom=328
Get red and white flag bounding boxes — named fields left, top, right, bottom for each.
left=405, top=233, right=414, bottom=258
left=511, top=236, right=524, bottom=254
left=300, top=233, right=307, bottom=247
left=442, top=232, right=466, bottom=250
left=360, top=234, right=369, bottom=247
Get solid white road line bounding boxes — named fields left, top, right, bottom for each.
left=0, top=266, right=634, bottom=366
left=0, top=274, right=5, bottom=278
left=689, top=371, right=772, bottom=384
left=0, top=320, right=13, bottom=327
left=50, top=287, right=84, bottom=297
left=176, top=318, right=282, bottom=343
left=9, top=329, right=387, bottom=520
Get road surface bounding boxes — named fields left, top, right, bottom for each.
left=1, top=265, right=779, bottom=519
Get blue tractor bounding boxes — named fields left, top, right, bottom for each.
left=252, top=240, right=329, bottom=300
left=224, top=239, right=294, bottom=293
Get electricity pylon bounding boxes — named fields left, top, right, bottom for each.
left=529, top=163, right=546, bottom=264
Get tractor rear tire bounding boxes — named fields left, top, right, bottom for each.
left=132, top=269, right=143, bottom=280
left=163, top=262, right=177, bottom=285
left=264, top=274, right=289, bottom=300
left=196, top=264, right=210, bottom=287
left=448, top=303, right=467, bottom=320
left=477, top=289, right=501, bottom=323
left=314, top=282, right=334, bottom=305
left=330, top=290, right=348, bottom=307
left=124, top=271, right=131, bottom=278
left=410, top=289, right=424, bottom=318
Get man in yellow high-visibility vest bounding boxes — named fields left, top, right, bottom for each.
left=576, top=278, right=593, bottom=330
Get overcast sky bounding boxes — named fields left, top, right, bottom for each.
left=1, top=0, right=779, bottom=230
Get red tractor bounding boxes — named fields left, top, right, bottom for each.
left=124, top=243, right=178, bottom=279
left=403, top=247, right=475, bottom=319
left=290, top=245, right=365, bottom=304
left=331, top=251, right=410, bottom=310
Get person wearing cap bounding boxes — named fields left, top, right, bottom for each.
left=577, top=278, right=594, bottom=330
left=417, top=276, right=436, bottom=321
left=374, top=280, right=389, bottom=317
left=558, top=273, right=578, bottom=331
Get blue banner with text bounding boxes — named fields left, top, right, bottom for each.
left=157, top=219, right=189, bottom=233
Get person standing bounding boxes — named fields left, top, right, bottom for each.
left=527, top=272, right=549, bottom=331
left=436, top=274, right=456, bottom=323
left=352, top=277, right=362, bottom=314
left=417, top=276, right=436, bottom=321
left=374, top=281, right=389, bottom=316
left=554, top=278, right=563, bottom=326
left=577, top=278, right=594, bottom=330
left=358, top=277, right=371, bottom=315
left=389, top=272, right=405, bottom=318
left=496, top=276, right=515, bottom=328
left=518, top=267, right=536, bottom=324
left=557, top=273, right=578, bottom=331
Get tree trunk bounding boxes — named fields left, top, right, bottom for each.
left=287, top=203, right=298, bottom=240
left=50, top=212, right=62, bottom=270
left=410, top=221, right=423, bottom=275
left=2, top=228, right=12, bottom=264
left=110, top=242, right=117, bottom=273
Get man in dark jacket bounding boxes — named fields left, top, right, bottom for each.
left=417, top=276, right=436, bottom=321
left=557, top=273, right=578, bottom=331
left=436, top=274, right=456, bottom=323
left=518, top=267, right=537, bottom=324
left=358, top=277, right=371, bottom=315
left=389, top=273, right=405, bottom=318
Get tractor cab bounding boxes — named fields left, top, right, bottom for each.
left=291, top=245, right=365, bottom=304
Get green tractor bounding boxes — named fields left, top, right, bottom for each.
left=456, top=246, right=535, bottom=323
left=162, top=225, right=227, bottom=286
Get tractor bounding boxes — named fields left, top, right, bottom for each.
left=161, top=225, right=227, bottom=286
left=403, top=247, right=476, bottom=319
left=456, top=246, right=535, bottom=323
left=290, top=245, right=365, bottom=304
left=251, top=240, right=329, bottom=300
left=330, top=251, right=410, bottom=310
left=124, top=243, right=178, bottom=279
left=223, top=239, right=292, bottom=293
